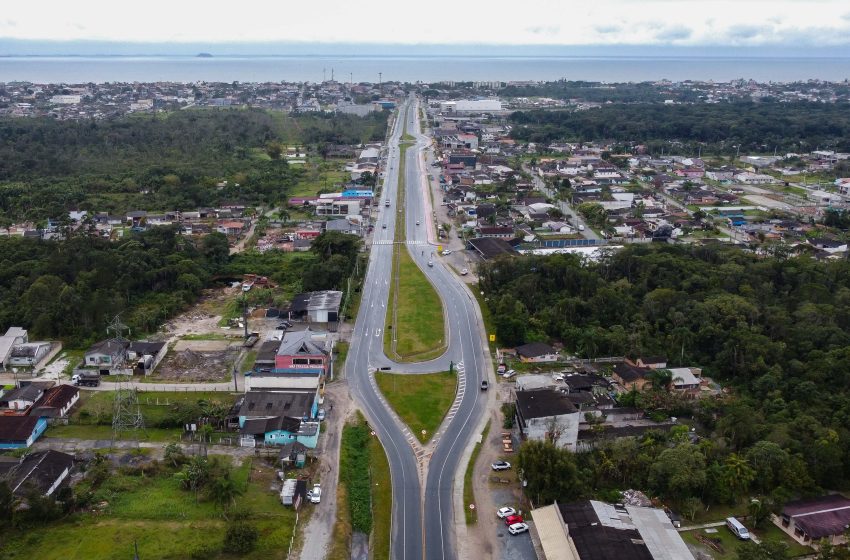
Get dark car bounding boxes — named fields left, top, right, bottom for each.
left=480, top=379, right=489, bottom=391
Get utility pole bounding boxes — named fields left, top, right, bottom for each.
left=378, top=72, right=382, bottom=94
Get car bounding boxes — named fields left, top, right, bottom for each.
left=441, top=250, right=452, bottom=256
left=382, top=223, right=387, bottom=229
left=508, top=522, right=529, bottom=535
left=505, top=514, right=524, bottom=526
left=317, top=409, right=326, bottom=421
left=480, top=379, right=489, bottom=391
left=491, top=460, right=511, bottom=471
left=503, top=369, right=516, bottom=379
left=416, top=220, right=420, bottom=225
left=496, top=506, right=517, bottom=519
left=427, top=260, right=433, bottom=267
left=460, top=268, right=469, bottom=275
left=308, top=484, right=321, bottom=504
left=275, top=323, right=289, bottom=330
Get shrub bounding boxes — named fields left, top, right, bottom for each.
left=223, top=522, right=258, bottom=554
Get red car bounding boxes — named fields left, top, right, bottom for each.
left=505, top=514, right=524, bottom=526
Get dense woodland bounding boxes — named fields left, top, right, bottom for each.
left=509, top=102, right=850, bottom=154
left=0, top=109, right=388, bottom=221
left=483, top=245, right=850, bottom=519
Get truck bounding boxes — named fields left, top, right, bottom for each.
left=71, top=372, right=101, bottom=387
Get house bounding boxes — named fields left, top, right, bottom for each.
left=515, top=388, right=580, bottom=450
left=808, top=238, right=848, bottom=254
left=217, top=221, right=247, bottom=236
left=274, top=329, right=331, bottom=374
left=0, top=416, right=48, bottom=448
left=30, top=385, right=79, bottom=418
left=1, top=450, right=74, bottom=497
left=532, top=500, right=695, bottom=560
left=627, top=356, right=667, bottom=369
left=0, top=384, right=49, bottom=413
left=0, top=327, right=28, bottom=370
left=612, top=363, right=651, bottom=392
left=236, top=390, right=320, bottom=448
left=668, top=367, right=702, bottom=397
left=475, top=226, right=515, bottom=239
left=83, top=340, right=128, bottom=372
left=515, top=342, right=560, bottom=363
left=7, top=342, right=52, bottom=368
left=127, top=341, right=168, bottom=375
left=776, top=494, right=850, bottom=547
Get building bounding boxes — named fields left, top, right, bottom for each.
left=235, top=390, right=320, bottom=448
left=287, top=291, right=342, bottom=324
left=83, top=340, right=128, bottom=373
left=612, top=363, right=651, bottom=392
left=515, top=342, right=560, bottom=363
left=127, top=341, right=168, bottom=375
left=0, top=416, right=48, bottom=448
left=776, top=494, right=850, bottom=547
left=275, top=329, right=331, bottom=373
left=515, top=389, right=580, bottom=451
left=532, top=500, right=695, bottom=560
left=7, top=342, right=52, bottom=368
left=0, top=384, right=49, bottom=413
left=0, top=327, right=28, bottom=370
left=439, top=99, right=503, bottom=114
left=30, top=385, right=80, bottom=418
left=0, top=450, right=74, bottom=497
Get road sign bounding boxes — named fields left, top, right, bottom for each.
left=489, top=334, right=496, bottom=342
left=437, top=245, right=442, bottom=252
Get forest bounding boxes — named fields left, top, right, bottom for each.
left=481, top=245, right=850, bottom=519
left=0, top=109, right=388, bottom=221
left=509, top=102, right=850, bottom=154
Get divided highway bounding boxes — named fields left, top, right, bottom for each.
left=345, top=97, right=491, bottom=560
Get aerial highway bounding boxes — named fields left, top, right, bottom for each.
left=345, top=96, right=492, bottom=560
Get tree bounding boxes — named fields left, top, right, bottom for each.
left=516, top=440, right=581, bottom=505
left=208, top=472, right=244, bottom=510
left=722, top=453, right=756, bottom=501
left=736, top=541, right=789, bottom=560
left=648, top=444, right=707, bottom=503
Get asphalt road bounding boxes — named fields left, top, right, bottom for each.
left=346, top=97, right=491, bottom=560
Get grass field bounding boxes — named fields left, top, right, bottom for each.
left=680, top=527, right=750, bottom=559
left=0, top=458, right=296, bottom=560
left=463, top=420, right=491, bottom=525
left=288, top=159, right=348, bottom=199
left=48, top=390, right=238, bottom=442
left=375, top=371, right=456, bottom=443
left=752, top=523, right=812, bottom=557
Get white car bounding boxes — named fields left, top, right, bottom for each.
left=503, top=370, right=516, bottom=379
left=441, top=250, right=452, bottom=256
left=497, top=506, right=517, bottom=519
left=416, top=220, right=420, bottom=225
left=491, top=461, right=511, bottom=471
left=308, top=484, right=321, bottom=504
left=508, top=522, right=529, bottom=535
left=460, top=268, right=469, bottom=276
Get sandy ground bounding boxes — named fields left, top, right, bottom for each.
left=743, top=194, right=795, bottom=211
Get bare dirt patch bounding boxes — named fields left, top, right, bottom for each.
left=151, top=346, right=241, bottom=383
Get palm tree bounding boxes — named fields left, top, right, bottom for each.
left=645, top=368, right=682, bottom=392
left=208, top=473, right=244, bottom=510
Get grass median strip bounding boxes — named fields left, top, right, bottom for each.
left=463, top=420, right=491, bottom=525
left=375, top=371, right=456, bottom=443
left=333, top=412, right=392, bottom=560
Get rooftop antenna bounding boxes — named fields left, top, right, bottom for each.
left=108, top=315, right=145, bottom=445
left=331, top=68, right=334, bottom=82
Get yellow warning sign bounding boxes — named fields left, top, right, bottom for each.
left=489, top=334, right=496, bottom=342
left=437, top=245, right=443, bottom=252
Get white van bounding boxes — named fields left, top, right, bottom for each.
left=726, top=517, right=750, bottom=540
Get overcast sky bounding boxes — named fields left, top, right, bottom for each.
left=1, top=0, right=849, bottom=48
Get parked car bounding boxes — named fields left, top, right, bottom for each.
left=416, top=220, right=420, bottom=225
left=317, top=409, right=326, bottom=421
left=496, top=506, right=517, bottom=519
left=503, top=370, right=516, bottom=379
left=441, top=250, right=452, bottom=256
left=308, top=484, right=322, bottom=504
left=508, top=522, right=529, bottom=535
left=480, top=379, right=489, bottom=391
left=505, top=514, right=524, bottom=526
left=491, top=460, right=511, bottom=471
left=460, top=268, right=469, bottom=275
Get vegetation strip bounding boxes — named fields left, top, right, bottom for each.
left=463, top=420, right=491, bottom=525
left=336, top=413, right=392, bottom=560
left=374, top=371, right=456, bottom=444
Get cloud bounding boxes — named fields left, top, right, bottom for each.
left=655, top=26, right=693, bottom=41
left=594, top=24, right=622, bottom=34
left=725, top=24, right=773, bottom=41
left=525, top=25, right=560, bottom=36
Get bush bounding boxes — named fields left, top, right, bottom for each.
left=501, top=403, right=516, bottom=429
left=223, top=522, right=258, bottom=554
left=340, top=420, right=373, bottom=534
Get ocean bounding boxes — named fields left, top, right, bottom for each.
left=0, top=55, right=849, bottom=84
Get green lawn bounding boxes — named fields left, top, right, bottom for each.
left=369, top=433, right=392, bottom=560
left=384, top=245, right=446, bottom=361
left=464, top=421, right=491, bottom=525
left=288, top=159, right=347, bottom=199
left=375, top=371, right=456, bottom=443
left=0, top=458, right=296, bottom=560
left=752, top=523, right=813, bottom=557
left=48, top=391, right=239, bottom=442
left=680, top=527, right=749, bottom=560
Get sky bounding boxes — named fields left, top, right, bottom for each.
left=1, top=0, right=849, bottom=49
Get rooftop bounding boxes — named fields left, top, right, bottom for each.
left=238, top=390, right=313, bottom=419
left=784, top=494, right=850, bottom=539
left=515, top=388, right=577, bottom=419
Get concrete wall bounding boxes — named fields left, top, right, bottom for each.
left=522, top=412, right=580, bottom=451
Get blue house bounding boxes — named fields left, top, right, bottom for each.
left=0, top=416, right=48, bottom=449
left=341, top=189, right=374, bottom=198
left=236, top=390, right=320, bottom=448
